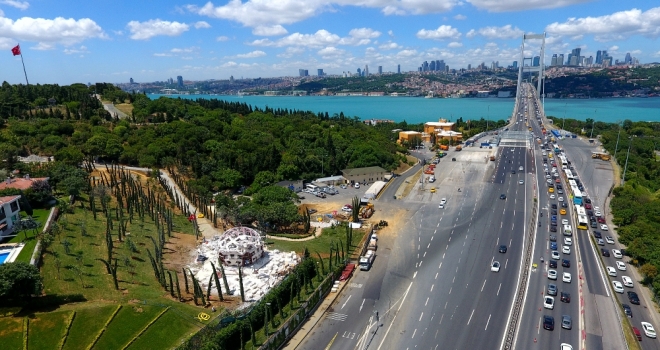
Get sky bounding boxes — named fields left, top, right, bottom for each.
left=1, top=0, right=660, bottom=84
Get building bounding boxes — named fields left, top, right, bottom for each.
left=216, top=227, right=264, bottom=267
left=299, top=69, right=309, bottom=77
left=397, top=131, right=422, bottom=146
left=317, top=69, right=324, bottom=76
left=378, top=66, right=382, bottom=74
left=0, top=175, right=50, bottom=191
left=177, top=76, right=183, bottom=88
left=129, top=78, right=134, bottom=84
left=533, top=56, right=540, bottom=66
left=276, top=180, right=304, bottom=192
left=424, top=119, right=463, bottom=143
left=397, top=64, right=400, bottom=74
left=596, top=50, right=602, bottom=64
left=341, top=166, right=387, bottom=185
left=551, top=54, right=558, bottom=66
left=0, top=195, right=21, bottom=238
left=512, top=61, right=517, bottom=69
left=557, top=54, right=564, bottom=66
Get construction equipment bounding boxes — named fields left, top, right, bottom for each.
left=591, top=152, right=611, bottom=161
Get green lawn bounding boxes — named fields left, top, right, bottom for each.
left=0, top=316, right=24, bottom=350
left=7, top=209, right=50, bottom=263
left=270, top=224, right=366, bottom=261
left=27, top=311, right=70, bottom=350
left=93, top=304, right=163, bottom=350
left=63, top=305, right=117, bottom=350
left=127, top=309, right=201, bottom=350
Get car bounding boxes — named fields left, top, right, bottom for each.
left=562, top=315, right=572, bottom=330
left=519, top=166, right=524, bottom=171
left=633, top=326, right=643, bottom=341
left=499, top=245, right=507, bottom=253
left=557, top=189, right=564, bottom=194
left=354, top=183, right=360, bottom=189
left=518, top=179, right=525, bottom=185
left=547, top=283, right=558, bottom=296
left=585, top=203, right=592, bottom=209
left=545, top=174, right=551, bottom=178
left=551, top=209, right=557, bottom=215
left=597, top=238, right=604, bottom=246
left=543, top=315, right=555, bottom=330
left=613, top=281, right=624, bottom=293
left=597, top=217, right=606, bottom=224
left=547, top=179, right=553, bottom=184
left=594, top=206, right=600, bottom=212
left=500, top=194, right=507, bottom=200
left=601, top=224, right=609, bottom=231
left=558, top=196, right=564, bottom=202
left=628, top=291, right=640, bottom=305
left=548, top=269, right=558, bottom=280
left=341, top=205, right=352, bottom=212
left=307, top=208, right=318, bottom=214
left=616, top=261, right=627, bottom=271
left=622, top=276, right=634, bottom=288
left=430, top=187, right=436, bottom=193
left=544, top=296, right=555, bottom=309
left=440, top=198, right=447, bottom=205
left=585, top=198, right=592, bottom=204
left=549, top=235, right=557, bottom=242
left=551, top=204, right=557, bottom=209
left=642, top=322, right=657, bottom=338
left=556, top=178, right=561, bottom=183
left=593, top=231, right=602, bottom=239
left=550, top=194, right=556, bottom=199
left=491, top=261, right=500, bottom=272
left=607, top=266, right=617, bottom=277
left=551, top=251, right=560, bottom=260
left=563, top=272, right=572, bottom=283
left=512, top=170, right=516, bottom=174
left=549, top=260, right=557, bottom=268
left=561, top=344, right=573, bottom=350
left=561, top=291, right=571, bottom=303
left=613, top=249, right=622, bottom=259
left=606, top=236, right=615, bottom=244
left=562, top=246, right=571, bottom=254
left=557, top=184, right=563, bottom=189
left=601, top=249, right=610, bottom=257
left=340, top=184, right=348, bottom=189
left=550, top=226, right=557, bottom=232
left=622, top=304, right=633, bottom=317
left=587, top=210, right=594, bottom=216
left=564, top=237, right=572, bottom=246
left=562, top=219, right=569, bottom=225
left=550, top=242, right=558, bottom=250
left=562, top=259, right=571, bottom=268
left=562, top=202, right=568, bottom=208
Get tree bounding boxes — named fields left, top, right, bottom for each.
left=640, top=263, right=658, bottom=282
left=0, top=262, right=43, bottom=301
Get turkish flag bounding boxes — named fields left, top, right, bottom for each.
left=11, top=45, right=20, bottom=56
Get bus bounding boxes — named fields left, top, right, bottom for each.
left=571, top=187, right=583, bottom=205
left=577, top=215, right=589, bottom=230
left=575, top=205, right=586, bottom=217
left=568, top=179, right=577, bottom=188
left=564, top=169, right=575, bottom=181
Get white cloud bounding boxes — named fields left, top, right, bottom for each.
left=252, top=25, right=288, bottom=36
left=126, top=19, right=189, bottom=40
left=234, top=50, right=266, bottom=58
left=454, top=14, right=466, bottom=20
left=466, top=25, right=524, bottom=39
left=216, top=35, right=229, bottom=41
left=379, top=41, right=401, bottom=50
left=63, top=45, right=88, bottom=55
left=31, top=42, right=53, bottom=50
left=397, top=49, right=418, bottom=57
left=154, top=46, right=199, bottom=57
left=608, top=45, right=619, bottom=52
left=0, top=0, right=29, bottom=10
left=276, top=46, right=304, bottom=58
left=448, top=41, right=463, bottom=47
left=388, top=30, right=394, bottom=37
left=187, top=0, right=460, bottom=28
left=546, top=7, right=660, bottom=42
left=249, top=28, right=379, bottom=48
left=416, top=25, right=461, bottom=40
left=467, top=0, right=592, bottom=12
left=194, top=21, right=211, bottom=29
left=171, top=46, right=198, bottom=53
left=317, top=46, right=345, bottom=58
left=0, top=16, right=106, bottom=47
left=630, top=49, right=641, bottom=55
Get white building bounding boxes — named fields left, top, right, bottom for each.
left=0, top=196, right=21, bottom=238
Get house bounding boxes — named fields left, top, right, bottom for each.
left=398, top=131, right=422, bottom=145
left=0, top=175, right=50, bottom=191
left=424, top=119, right=463, bottom=143
left=0, top=195, right=21, bottom=238
left=276, top=180, right=304, bottom=193
left=341, top=166, right=387, bottom=185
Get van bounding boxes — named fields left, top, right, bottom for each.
left=305, top=184, right=319, bottom=192
left=563, top=225, right=572, bottom=236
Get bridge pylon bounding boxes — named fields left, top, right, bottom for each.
left=516, top=33, right=546, bottom=99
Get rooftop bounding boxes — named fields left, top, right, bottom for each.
left=342, top=166, right=387, bottom=176
left=0, top=177, right=49, bottom=191
left=0, top=195, right=20, bottom=204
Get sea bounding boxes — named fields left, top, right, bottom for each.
left=148, top=94, right=660, bottom=124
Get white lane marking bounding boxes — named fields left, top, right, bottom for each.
left=428, top=243, right=431, bottom=248
left=435, top=272, right=439, bottom=279
left=412, top=329, right=417, bottom=339
left=424, top=252, right=427, bottom=257
left=505, top=259, right=509, bottom=269
left=449, top=287, right=452, bottom=294
left=341, top=295, right=352, bottom=309
left=439, top=262, right=442, bottom=269
left=497, top=237, right=499, bottom=245
left=485, top=314, right=492, bottom=330
left=377, top=281, right=414, bottom=350
left=481, top=279, right=487, bottom=292
left=413, top=271, right=418, bottom=279
left=359, top=298, right=365, bottom=313
left=425, top=297, right=430, bottom=306
left=452, top=276, right=455, bottom=283
left=467, top=309, right=475, bottom=325
left=419, top=312, right=424, bottom=322
left=430, top=284, right=434, bottom=292
left=497, top=283, right=501, bottom=296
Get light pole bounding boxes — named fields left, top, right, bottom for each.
left=590, top=109, right=596, bottom=139
left=487, top=105, right=490, bottom=131
left=265, top=302, right=271, bottom=338
left=622, top=137, right=633, bottom=186
left=562, top=103, right=566, bottom=131
left=614, top=120, right=622, bottom=157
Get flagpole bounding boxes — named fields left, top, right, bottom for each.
left=19, top=51, right=29, bottom=86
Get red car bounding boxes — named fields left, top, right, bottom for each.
left=585, top=203, right=592, bottom=209
left=598, top=217, right=606, bottom=224
left=633, top=326, right=642, bottom=341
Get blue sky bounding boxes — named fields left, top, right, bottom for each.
left=1, top=0, right=659, bottom=84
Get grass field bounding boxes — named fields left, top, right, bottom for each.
left=0, top=316, right=24, bottom=350
left=6, top=208, right=50, bottom=263
left=27, top=311, right=70, bottom=350
left=63, top=305, right=117, bottom=350
left=127, top=308, right=202, bottom=350
left=270, top=224, right=366, bottom=261
left=93, top=304, right=163, bottom=350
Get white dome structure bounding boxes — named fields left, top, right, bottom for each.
left=217, top=227, right=264, bottom=267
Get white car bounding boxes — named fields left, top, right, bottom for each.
left=491, top=261, right=500, bottom=272
left=354, top=183, right=360, bottom=189
left=594, top=206, right=601, bottom=212
left=558, top=197, right=564, bottom=202
left=642, top=322, right=657, bottom=339
left=561, top=344, right=573, bottom=350
left=622, top=276, right=634, bottom=288
left=552, top=251, right=560, bottom=260
left=612, top=281, right=624, bottom=293
left=547, top=179, right=552, bottom=184
left=616, top=261, right=627, bottom=271
left=606, top=236, right=615, bottom=244
left=545, top=174, right=551, bottom=179
left=440, top=198, right=447, bottom=205
left=562, top=219, right=569, bottom=225
left=564, top=237, right=572, bottom=246
left=519, top=180, right=524, bottom=185
left=548, top=269, right=558, bottom=280
left=601, top=224, right=609, bottom=231
left=550, top=194, right=556, bottom=199
left=562, top=246, right=571, bottom=254
left=544, top=296, right=555, bottom=310
left=606, top=266, right=617, bottom=277
left=612, top=249, right=622, bottom=259
left=563, top=272, right=572, bottom=283
left=595, top=210, right=602, bottom=217
left=519, top=166, right=524, bottom=171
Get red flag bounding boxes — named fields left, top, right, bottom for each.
left=11, top=45, right=20, bottom=56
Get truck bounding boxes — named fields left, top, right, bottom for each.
left=359, top=250, right=375, bottom=271
left=439, top=144, right=449, bottom=151
left=489, top=155, right=496, bottom=161
left=339, top=263, right=356, bottom=281
left=368, top=237, right=378, bottom=250
left=455, top=145, right=462, bottom=151
left=591, top=152, right=611, bottom=161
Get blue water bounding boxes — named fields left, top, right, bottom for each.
left=149, top=94, right=660, bottom=124
left=0, top=251, right=9, bottom=264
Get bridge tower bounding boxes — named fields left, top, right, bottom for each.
left=516, top=33, right=546, bottom=99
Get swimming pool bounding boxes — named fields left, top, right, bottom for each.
left=0, top=251, right=10, bottom=264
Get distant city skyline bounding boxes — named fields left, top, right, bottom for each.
left=0, top=1, right=659, bottom=84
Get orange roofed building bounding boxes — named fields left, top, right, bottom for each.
left=0, top=175, right=50, bottom=191
left=423, top=119, right=463, bottom=144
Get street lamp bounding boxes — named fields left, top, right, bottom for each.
left=590, top=109, right=596, bottom=139
left=265, top=302, right=271, bottom=338
left=562, top=103, right=566, bottom=131
left=487, top=105, right=490, bottom=131
left=614, top=120, right=622, bottom=158
left=622, top=136, right=633, bottom=186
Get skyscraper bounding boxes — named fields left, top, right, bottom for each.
left=596, top=50, right=602, bottom=64
left=397, top=64, right=400, bottom=74
left=357, top=68, right=362, bottom=76
left=317, top=69, right=324, bottom=76
left=378, top=66, right=382, bottom=74
left=625, top=53, right=632, bottom=64
left=533, top=56, right=540, bottom=66
left=557, top=54, right=564, bottom=66
left=438, top=60, right=445, bottom=72
left=130, top=77, right=134, bottom=84
left=299, top=69, right=308, bottom=77
left=177, top=76, right=183, bottom=88
left=512, top=61, right=517, bottom=69
left=551, top=54, right=557, bottom=66
left=429, top=60, right=436, bottom=71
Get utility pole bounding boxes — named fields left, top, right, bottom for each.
left=487, top=105, right=490, bottom=131
left=622, top=137, right=632, bottom=186
left=590, top=109, right=596, bottom=139
left=562, top=103, right=566, bottom=130
left=614, top=120, right=622, bottom=157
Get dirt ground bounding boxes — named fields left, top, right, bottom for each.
left=393, top=154, right=418, bottom=175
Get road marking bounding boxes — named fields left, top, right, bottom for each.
left=348, top=283, right=363, bottom=289
left=505, top=259, right=509, bottom=269
left=452, top=276, right=455, bottom=283
left=359, top=298, right=365, bottom=313
left=423, top=252, right=427, bottom=257
left=497, top=283, right=501, bottom=296
left=444, top=302, right=448, bottom=309
left=485, top=314, right=491, bottom=330
left=439, top=262, right=442, bottom=269
left=341, top=295, right=352, bottom=309
left=449, top=287, right=452, bottom=294
left=435, top=272, right=438, bottom=279
left=427, top=243, right=431, bottom=248
left=481, top=279, right=487, bottom=292
left=412, top=328, right=417, bottom=339
left=341, top=331, right=356, bottom=339
left=496, top=237, right=499, bottom=245
left=419, top=261, right=423, bottom=267
left=324, top=333, right=338, bottom=350
left=467, top=309, right=475, bottom=325
left=413, top=271, right=418, bottom=279
left=377, top=281, right=413, bottom=350
left=425, top=297, right=429, bottom=306
left=419, top=312, right=424, bottom=321
left=326, top=312, right=348, bottom=321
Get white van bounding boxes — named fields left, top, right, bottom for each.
left=305, top=184, right=319, bottom=193
left=563, top=224, right=572, bottom=236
